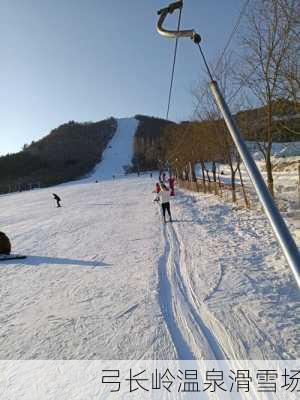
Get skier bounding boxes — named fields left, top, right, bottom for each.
left=159, top=171, right=167, bottom=184
left=52, top=193, right=62, bottom=208
left=158, top=184, right=172, bottom=223
left=168, top=176, right=176, bottom=196
left=153, top=182, right=161, bottom=202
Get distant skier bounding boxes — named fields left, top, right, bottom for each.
left=153, top=182, right=161, bottom=202
left=52, top=193, right=62, bottom=208
left=168, top=176, right=176, bottom=196
left=158, top=184, right=172, bottom=223
left=162, top=172, right=166, bottom=183
left=159, top=171, right=167, bottom=184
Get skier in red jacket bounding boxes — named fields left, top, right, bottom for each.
left=153, top=182, right=161, bottom=202
left=168, top=176, right=176, bottom=196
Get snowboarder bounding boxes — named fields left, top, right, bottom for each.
left=158, top=184, right=172, bottom=223
left=52, top=193, right=62, bottom=208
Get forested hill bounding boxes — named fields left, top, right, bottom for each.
left=130, top=102, right=300, bottom=173
left=0, top=118, right=117, bottom=193
left=131, top=115, right=176, bottom=171
left=1, top=101, right=298, bottom=193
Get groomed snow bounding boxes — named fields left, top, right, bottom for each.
left=85, top=117, right=139, bottom=181
left=0, top=120, right=299, bottom=362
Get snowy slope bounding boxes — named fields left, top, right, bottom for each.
left=0, top=119, right=299, bottom=364
left=1, top=176, right=299, bottom=362
left=86, top=117, right=139, bottom=181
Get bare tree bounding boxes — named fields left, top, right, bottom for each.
left=278, top=0, right=300, bottom=103
left=193, top=54, right=245, bottom=202
left=241, top=0, right=297, bottom=196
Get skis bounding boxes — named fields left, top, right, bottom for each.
left=0, top=254, right=27, bottom=262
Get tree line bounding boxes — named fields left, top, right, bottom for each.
left=153, top=0, right=300, bottom=199
left=0, top=118, right=117, bottom=192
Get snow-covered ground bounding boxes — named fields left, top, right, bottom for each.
left=0, top=121, right=299, bottom=365
left=85, top=117, right=139, bottom=181
left=195, top=141, right=300, bottom=218
left=247, top=141, right=300, bottom=160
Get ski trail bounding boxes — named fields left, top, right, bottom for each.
left=158, top=233, right=195, bottom=360
left=169, top=223, right=227, bottom=360
left=85, top=117, right=139, bottom=181
left=158, top=201, right=228, bottom=360
left=158, top=218, right=246, bottom=399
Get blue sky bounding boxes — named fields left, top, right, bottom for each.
left=0, top=0, right=245, bottom=155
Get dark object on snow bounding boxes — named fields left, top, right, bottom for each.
left=52, top=193, right=62, bottom=208
left=0, top=232, right=11, bottom=255
left=0, top=254, right=26, bottom=261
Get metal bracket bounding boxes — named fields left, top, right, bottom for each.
left=157, top=1, right=199, bottom=41
left=157, top=0, right=183, bottom=16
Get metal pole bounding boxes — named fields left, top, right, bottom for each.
left=210, top=80, right=300, bottom=287
left=298, top=161, right=300, bottom=207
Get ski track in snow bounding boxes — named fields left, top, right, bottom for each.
left=166, top=190, right=300, bottom=360
left=0, top=116, right=299, bottom=365
left=159, top=216, right=226, bottom=360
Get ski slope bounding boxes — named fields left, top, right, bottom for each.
left=0, top=118, right=299, bottom=364
left=85, top=117, right=139, bottom=181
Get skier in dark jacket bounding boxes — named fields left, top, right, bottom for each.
left=158, top=184, right=172, bottom=223
left=52, top=193, right=62, bottom=208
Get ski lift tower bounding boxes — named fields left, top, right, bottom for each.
left=157, top=0, right=300, bottom=288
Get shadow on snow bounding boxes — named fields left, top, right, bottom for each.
left=0, top=255, right=111, bottom=268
